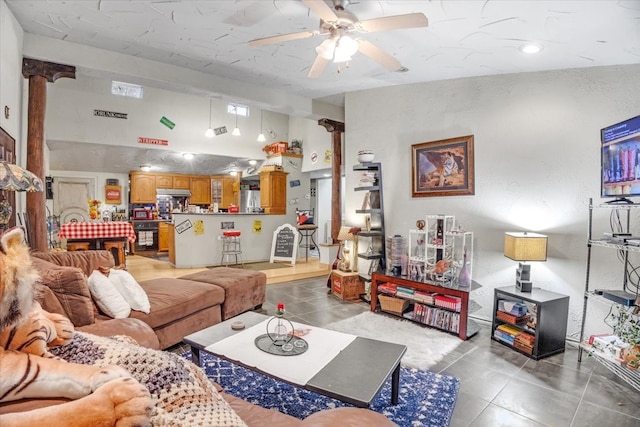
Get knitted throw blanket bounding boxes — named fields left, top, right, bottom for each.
left=50, top=332, right=248, bottom=427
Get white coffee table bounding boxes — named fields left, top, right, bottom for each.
left=183, top=311, right=406, bottom=407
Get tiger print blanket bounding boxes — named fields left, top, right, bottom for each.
left=50, top=332, right=247, bottom=427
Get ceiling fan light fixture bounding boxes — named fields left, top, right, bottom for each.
left=333, top=35, right=359, bottom=63
left=316, top=38, right=336, bottom=60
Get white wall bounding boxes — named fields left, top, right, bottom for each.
left=45, top=74, right=289, bottom=161
left=0, top=0, right=23, bottom=142
left=345, top=64, right=640, bottom=340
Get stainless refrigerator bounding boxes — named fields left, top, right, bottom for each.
left=240, top=190, right=261, bottom=213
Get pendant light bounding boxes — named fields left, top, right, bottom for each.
left=205, top=98, right=214, bottom=138
left=257, top=109, right=266, bottom=142
left=232, top=105, right=241, bottom=136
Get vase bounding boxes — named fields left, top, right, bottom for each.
left=457, top=252, right=471, bottom=287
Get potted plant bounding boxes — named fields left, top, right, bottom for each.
left=611, top=304, right=640, bottom=370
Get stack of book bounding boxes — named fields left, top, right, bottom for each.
left=434, top=294, right=462, bottom=312
left=408, top=303, right=461, bottom=333
left=413, top=290, right=436, bottom=305
left=396, top=286, right=414, bottom=299
left=377, top=282, right=397, bottom=295
left=494, top=324, right=535, bottom=355
left=514, top=332, right=535, bottom=355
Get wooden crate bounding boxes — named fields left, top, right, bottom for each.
left=331, top=270, right=365, bottom=301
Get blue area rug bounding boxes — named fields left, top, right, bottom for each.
left=182, top=351, right=459, bottom=427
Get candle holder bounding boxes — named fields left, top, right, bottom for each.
left=255, top=302, right=309, bottom=355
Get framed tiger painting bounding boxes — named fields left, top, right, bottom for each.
left=411, top=135, right=475, bottom=197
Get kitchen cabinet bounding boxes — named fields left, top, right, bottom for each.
left=155, top=174, right=173, bottom=189
left=260, top=170, right=288, bottom=215
left=222, top=176, right=239, bottom=208
left=190, top=176, right=211, bottom=205
left=173, top=175, right=190, bottom=189
left=211, top=176, right=239, bottom=208
left=158, top=221, right=169, bottom=252
left=129, top=172, right=156, bottom=204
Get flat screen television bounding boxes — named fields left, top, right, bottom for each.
left=601, top=114, right=640, bottom=203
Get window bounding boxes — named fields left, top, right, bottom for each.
left=228, top=103, right=249, bottom=117
left=111, top=81, right=143, bottom=98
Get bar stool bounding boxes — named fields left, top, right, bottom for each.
left=103, top=240, right=126, bottom=267
left=220, top=230, right=243, bottom=266
left=67, top=241, right=90, bottom=251
left=297, top=224, right=318, bottom=262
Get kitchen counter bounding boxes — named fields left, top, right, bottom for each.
left=169, top=212, right=293, bottom=268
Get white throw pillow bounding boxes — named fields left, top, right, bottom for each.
left=108, top=269, right=151, bottom=314
left=87, top=270, right=131, bottom=319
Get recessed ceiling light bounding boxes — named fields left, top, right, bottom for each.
left=183, top=153, right=194, bottom=160
left=520, top=43, right=542, bottom=54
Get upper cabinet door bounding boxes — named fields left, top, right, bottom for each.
left=173, top=175, right=190, bottom=189
left=130, top=173, right=156, bottom=203
left=190, top=177, right=211, bottom=205
left=156, top=175, right=172, bottom=189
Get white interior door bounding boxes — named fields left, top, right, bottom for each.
left=53, top=177, right=95, bottom=223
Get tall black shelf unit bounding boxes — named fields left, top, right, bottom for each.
left=353, top=162, right=386, bottom=279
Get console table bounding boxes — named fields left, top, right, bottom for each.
left=371, top=272, right=478, bottom=340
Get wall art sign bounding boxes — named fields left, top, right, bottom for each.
left=411, top=135, right=475, bottom=197
left=310, top=151, right=318, bottom=164
left=175, top=219, right=193, bottom=234
left=104, top=185, right=121, bottom=204
left=138, top=137, right=168, bottom=146
left=94, top=109, right=127, bottom=119
left=160, top=116, right=175, bottom=129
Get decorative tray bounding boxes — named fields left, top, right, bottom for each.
left=254, top=334, right=308, bottom=356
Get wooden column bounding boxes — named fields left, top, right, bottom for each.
left=318, top=118, right=345, bottom=243
left=22, top=58, right=75, bottom=252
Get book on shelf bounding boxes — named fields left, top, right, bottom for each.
left=434, top=294, right=462, bottom=311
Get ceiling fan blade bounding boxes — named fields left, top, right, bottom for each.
left=357, top=39, right=402, bottom=72
left=307, top=54, right=330, bottom=78
left=301, top=0, right=339, bottom=22
left=358, top=13, right=428, bottom=33
left=249, top=31, right=317, bottom=47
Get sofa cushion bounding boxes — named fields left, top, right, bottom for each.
left=32, top=250, right=115, bottom=277
left=129, top=278, right=225, bottom=329
left=108, top=269, right=151, bottom=313
left=87, top=270, right=131, bottom=319
left=31, top=257, right=95, bottom=327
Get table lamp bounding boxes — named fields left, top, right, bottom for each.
left=337, top=226, right=354, bottom=272
left=504, top=231, right=548, bottom=292
left=0, top=161, right=44, bottom=231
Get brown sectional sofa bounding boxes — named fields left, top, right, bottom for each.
left=1, top=250, right=398, bottom=426
left=31, top=250, right=229, bottom=349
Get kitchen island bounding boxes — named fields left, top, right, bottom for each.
left=169, top=212, right=293, bottom=268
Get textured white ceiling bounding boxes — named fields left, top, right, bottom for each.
left=6, top=0, right=640, bottom=174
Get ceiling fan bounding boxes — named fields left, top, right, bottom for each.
left=249, top=0, right=428, bottom=78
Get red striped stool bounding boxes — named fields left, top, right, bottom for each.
left=220, top=230, right=243, bottom=266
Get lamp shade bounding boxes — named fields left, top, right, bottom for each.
left=504, top=232, right=547, bottom=261
left=337, top=225, right=354, bottom=242
left=0, top=162, right=43, bottom=192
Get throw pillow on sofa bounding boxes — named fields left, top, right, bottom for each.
left=87, top=270, right=131, bottom=319
left=108, top=269, right=151, bottom=314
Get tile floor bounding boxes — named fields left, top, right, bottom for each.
left=175, top=276, right=640, bottom=427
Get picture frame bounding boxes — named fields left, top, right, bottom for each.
left=411, top=135, right=475, bottom=197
